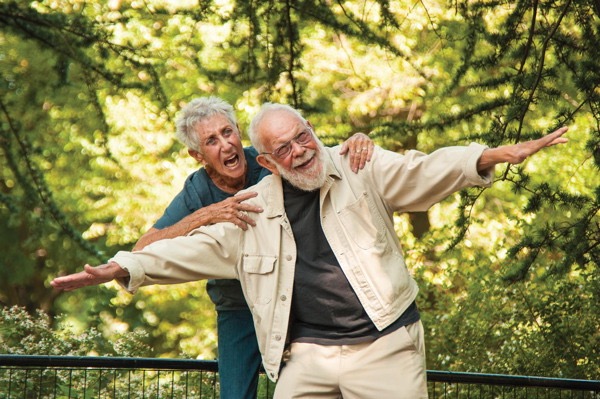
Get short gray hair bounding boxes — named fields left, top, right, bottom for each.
left=248, top=103, right=306, bottom=153
left=175, top=97, right=237, bottom=151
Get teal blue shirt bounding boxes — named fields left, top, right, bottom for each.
left=154, top=147, right=270, bottom=310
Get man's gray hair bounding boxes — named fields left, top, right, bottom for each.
left=175, top=97, right=237, bottom=151
left=248, top=103, right=306, bottom=153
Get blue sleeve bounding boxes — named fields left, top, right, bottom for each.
left=152, top=173, right=205, bottom=229
left=153, top=189, right=197, bottom=229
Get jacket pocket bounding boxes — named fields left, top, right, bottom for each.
left=338, top=192, right=386, bottom=250
left=243, top=254, right=276, bottom=274
left=241, top=254, right=277, bottom=306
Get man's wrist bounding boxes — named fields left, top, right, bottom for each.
left=107, top=261, right=129, bottom=278
left=477, top=146, right=507, bottom=172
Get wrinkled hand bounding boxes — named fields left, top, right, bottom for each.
left=339, top=132, right=374, bottom=173
left=202, top=191, right=263, bottom=230
left=50, top=262, right=125, bottom=292
left=478, top=126, right=569, bottom=171
left=503, top=126, right=569, bottom=164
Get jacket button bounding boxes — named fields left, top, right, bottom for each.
left=274, top=335, right=282, bottom=341
left=286, top=255, right=292, bottom=261
left=280, top=295, right=287, bottom=301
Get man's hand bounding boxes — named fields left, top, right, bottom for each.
left=202, top=191, right=263, bottom=230
left=478, top=126, right=569, bottom=172
left=339, top=132, right=375, bottom=173
left=50, top=262, right=128, bottom=292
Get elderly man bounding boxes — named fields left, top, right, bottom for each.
left=52, top=103, right=568, bottom=399
left=128, top=97, right=373, bottom=399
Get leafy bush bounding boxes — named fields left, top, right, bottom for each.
left=0, top=305, right=151, bottom=357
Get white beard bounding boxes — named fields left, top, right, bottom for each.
left=275, top=141, right=327, bottom=192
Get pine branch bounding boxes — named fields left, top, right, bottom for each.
left=0, top=99, right=104, bottom=261
left=514, top=0, right=573, bottom=144
left=295, top=0, right=429, bottom=80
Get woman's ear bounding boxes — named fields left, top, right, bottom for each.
left=256, top=154, right=280, bottom=176
left=188, top=149, right=205, bottom=164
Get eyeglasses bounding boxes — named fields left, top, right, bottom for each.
left=261, top=128, right=314, bottom=159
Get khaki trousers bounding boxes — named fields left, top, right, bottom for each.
left=274, top=321, right=428, bottom=399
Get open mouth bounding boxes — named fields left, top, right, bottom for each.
left=224, top=153, right=240, bottom=168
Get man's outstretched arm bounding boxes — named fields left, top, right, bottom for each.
left=50, top=262, right=128, bottom=292
left=478, top=126, right=568, bottom=172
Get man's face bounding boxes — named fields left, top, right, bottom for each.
left=257, top=110, right=326, bottom=191
left=190, top=114, right=246, bottom=184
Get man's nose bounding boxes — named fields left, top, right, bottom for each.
left=290, top=140, right=306, bottom=157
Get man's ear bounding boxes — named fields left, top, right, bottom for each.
left=188, top=149, right=205, bottom=164
left=256, top=154, right=280, bottom=176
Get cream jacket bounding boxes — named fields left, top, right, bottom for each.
left=111, top=144, right=493, bottom=381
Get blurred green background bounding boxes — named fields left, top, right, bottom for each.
left=0, top=0, right=598, bottom=379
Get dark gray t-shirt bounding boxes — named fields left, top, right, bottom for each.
left=283, top=180, right=419, bottom=345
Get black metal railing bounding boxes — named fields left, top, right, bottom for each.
left=1, top=355, right=598, bottom=398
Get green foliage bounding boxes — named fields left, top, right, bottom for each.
left=0, top=0, right=598, bottom=380
left=0, top=305, right=151, bottom=356
left=0, top=305, right=230, bottom=397
left=416, top=248, right=600, bottom=379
